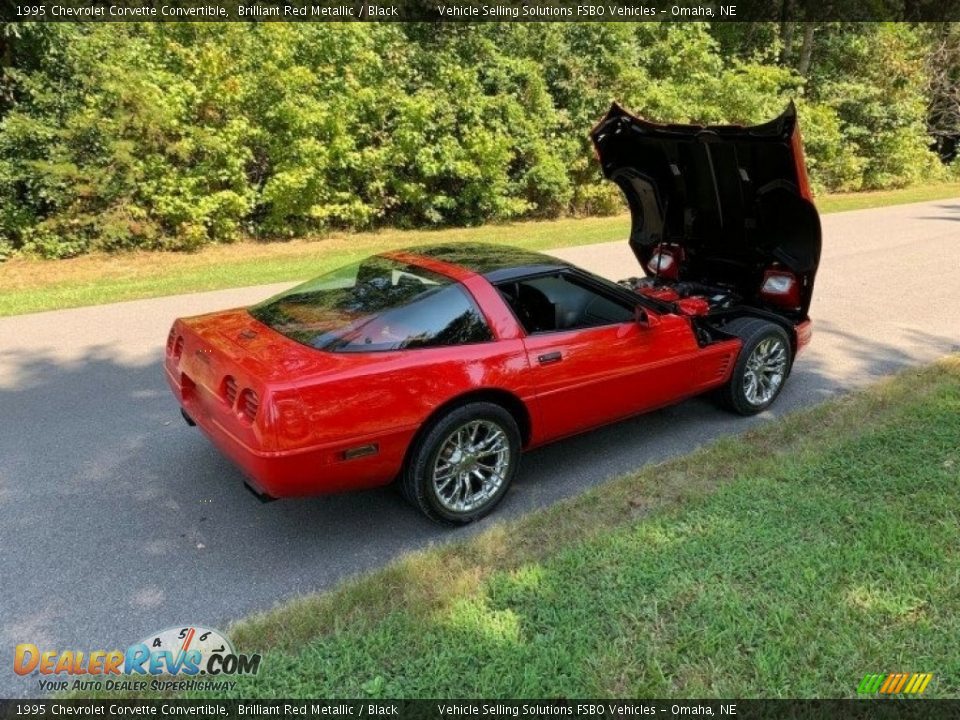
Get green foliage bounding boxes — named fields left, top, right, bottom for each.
left=0, top=22, right=950, bottom=258
left=794, top=100, right=866, bottom=193
left=803, top=23, right=945, bottom=190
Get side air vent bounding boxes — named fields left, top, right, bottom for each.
left=223, top=376, right=238, bottom=406
left=239, top=389, right=259, bottom=423
left=172, top=336, right=184, bottom=359
left=715, top=354, right=733, bottom=379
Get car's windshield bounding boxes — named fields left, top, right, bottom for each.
left=250, top=256, right=492, bottom=352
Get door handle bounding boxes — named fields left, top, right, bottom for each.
left=537, top=351, right=563, bottom=365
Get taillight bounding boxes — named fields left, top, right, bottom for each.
left=760, top=270, right=800, bottom=308
left=647, top=245, right=680, bottom=280
left=276, top=398, right=309, bottom=441
left=222, top=376, right=238, bottom=406
left=238, top=389, right=259, bottom=423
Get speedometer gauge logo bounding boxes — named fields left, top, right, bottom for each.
left=140, top=626, right=234, bottom=660
left=125, top=625, right=259, bottom=676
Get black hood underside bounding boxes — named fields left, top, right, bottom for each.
left=591, top=102, right=822, bottom=317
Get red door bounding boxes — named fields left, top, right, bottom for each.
left=522, top=313, right=703, bottom=443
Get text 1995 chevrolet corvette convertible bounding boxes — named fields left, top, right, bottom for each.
left=165, top=102, right=821, bottom=523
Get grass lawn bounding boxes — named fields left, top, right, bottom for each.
left=2, top=181, right=958, bottom=318
left=104, top=356, right=958, bottom=700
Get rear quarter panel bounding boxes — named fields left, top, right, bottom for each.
left=277, top=339, right=533, bottom=494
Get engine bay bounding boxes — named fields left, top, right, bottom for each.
left=618, top=276, right=742, bottom=317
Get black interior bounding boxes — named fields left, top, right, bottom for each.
left=498, top=274, right=634, bottom=334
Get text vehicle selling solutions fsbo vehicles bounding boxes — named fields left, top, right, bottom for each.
left=165, top=103, right=821, bottom=523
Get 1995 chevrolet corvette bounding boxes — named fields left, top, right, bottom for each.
left=165, top=103, right=821, bottom=523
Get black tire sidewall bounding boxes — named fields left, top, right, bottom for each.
left=404, top=402, right=521, bottom=524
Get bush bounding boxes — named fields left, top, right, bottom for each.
left=795, top=100, right=866, bottom=193
left=0, top=22, right=949, bottom=257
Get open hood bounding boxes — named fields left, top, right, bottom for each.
left=591, top=102, right=821, bottom=317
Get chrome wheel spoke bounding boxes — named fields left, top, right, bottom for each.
left=434, top=467, right=456, bottom=482
left=743, top=335, right=787, bottom=406
left=432, top=419, right=511, bottom=513
left=475, top=456, right=502, bottom=469
left=473, top=429, right=505, bottom=453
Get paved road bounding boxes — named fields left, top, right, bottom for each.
left=1, top=199, right=958, bottom=696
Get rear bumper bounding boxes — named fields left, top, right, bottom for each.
left=165, top=366, right=411, bottom=499
left=794, top=319, right=813, bottom=354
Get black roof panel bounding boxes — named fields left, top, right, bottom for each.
left=400, top=243, right=571, bottom=278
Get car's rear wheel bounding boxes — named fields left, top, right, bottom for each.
left=401, top=402, right=521, bottom=524
left=720, top=318, right=792, bottom=415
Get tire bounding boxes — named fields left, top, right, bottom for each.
left=720, top=317, right=793, bottom=416
left=401, top=402, right=521, bottom=524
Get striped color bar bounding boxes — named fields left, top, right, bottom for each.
left=858, top=673, right=933, bottom=695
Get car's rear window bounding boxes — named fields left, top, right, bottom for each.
left=250, top=256, right=492, bottom=352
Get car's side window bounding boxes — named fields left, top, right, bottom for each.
left=335, top=284, right=493, bottom=352
left=497, top=273, right=634, bottom=334
left=252, top=256, right=494, bottom=352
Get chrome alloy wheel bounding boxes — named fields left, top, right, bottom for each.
left=743, top=336, right=788, bottom=406
left=432, top=420, right=510, bottom=513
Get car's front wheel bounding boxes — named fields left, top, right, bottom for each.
left=720, top=318, right=793, bottom=415
left=401, top=402, right=521, bottom=524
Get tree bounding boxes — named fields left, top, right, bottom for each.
left=925, top=23, right=960, bottom=161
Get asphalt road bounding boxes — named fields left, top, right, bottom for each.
left=1, top=199, right=958, bottom=697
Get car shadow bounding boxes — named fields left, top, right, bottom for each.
left=0, top=323, right=956, bottom=696
left=917, top=202, right=960, bottom=222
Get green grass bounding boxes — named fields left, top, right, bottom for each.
left=0, top=215, right=630, bottom=317
left=814, top=181, right=959, bottom=214
left=100, top=357, right=960, bottom=699
left=2, top=181, right=957, bottom=317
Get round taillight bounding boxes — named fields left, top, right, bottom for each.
left=238, top=389, right=259, bottom=423
left=222, top=376, right=238, bottom=406
left=276, top=399, right=308, bottom=440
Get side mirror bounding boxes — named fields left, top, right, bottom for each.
left=635, top=306, right=661, bottom=329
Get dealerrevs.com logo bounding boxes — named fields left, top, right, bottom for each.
left=14, top=626, right=261, bottom=693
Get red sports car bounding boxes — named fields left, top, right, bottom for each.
left=165, top=103, right=820, bottom=523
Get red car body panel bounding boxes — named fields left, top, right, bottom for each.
left=519, top=317, right=737, bottom=442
